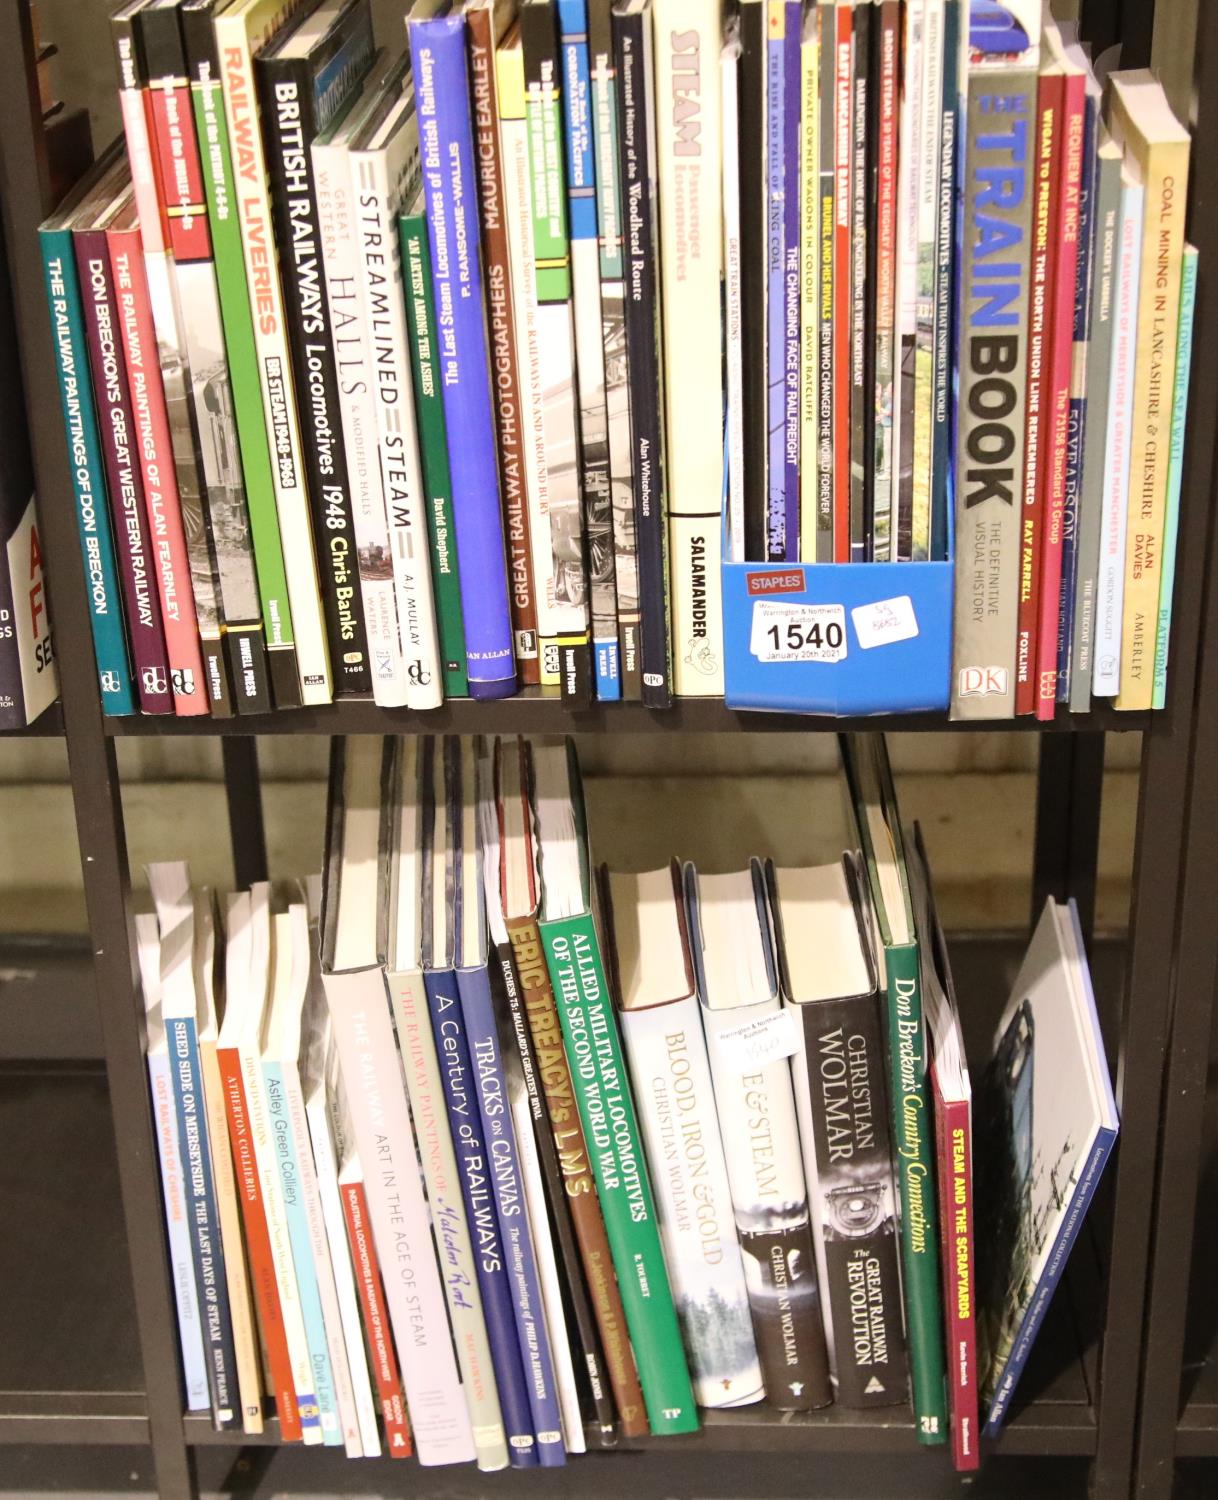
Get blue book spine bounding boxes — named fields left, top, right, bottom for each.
left=39, top=229, right=135, bottom=715
left=764, top=4, right=787, bottom=561
left=1056, top=92, right=1099, bottom=700
left=148, top=1051, right=210, bottom=1411
left=458, top=962, right=566, bottom=1466
left=930, top=0, right=960, bottom=563
left=262, top=1060, right=340, bottom=1445
left=409, top=14, right=517, bottom=699
left=426, top=967, right=538, bottom=1468
left=782, top=0, right=800, bottom=556
left=983, top=1126, right=1117, bottom=1435
left=167, top=1016, right=238, bottom=1426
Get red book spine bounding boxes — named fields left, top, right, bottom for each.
left=215, top=1046, right=303, bottom=1442
left=145, top=72, right=211, bottom=263
left=934, top=1090, right=978, bottom=1473
left=341, top=1180, right=413, bottom=1457
left=1034, top=73, right=1086, bottom=719
left=1015, top=73, right=1064, bottom=714
left=107, top=221, right=209, bottom=715
left=832, top=2, right=854, bottom=561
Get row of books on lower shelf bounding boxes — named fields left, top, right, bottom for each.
left=139, top=731, right=1118, bottom=1471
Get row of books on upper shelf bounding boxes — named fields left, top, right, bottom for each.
left=33, top=0, right=1194, bottom=724
left=139, top=731, right=1118, bottom=1471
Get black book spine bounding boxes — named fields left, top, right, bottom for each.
left=815, top=0, right=836, bottom=560
left=257, top=48, right=372, bottom=699
left=613, top=0, right=670, bottom=709
left=849, top=0, right=872, bottom=561
left=738, top=0, right=767, bottom=562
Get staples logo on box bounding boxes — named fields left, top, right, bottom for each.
left=957, top=666, right=1009, bottom=698
left=746, top=570, right=805, bottom=597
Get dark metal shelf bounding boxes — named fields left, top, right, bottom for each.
left=0, top=701, right=62, bottom=737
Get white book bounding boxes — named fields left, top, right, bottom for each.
left=1092, top=170, right=1144, bottom=697
left=722, top=19, right=745, bottom=566
left=320, top=736, right=475, bottom=1466
left=349, top=71, right=444, bottom=708
left=654, top=0, right=724, bottom=696
left=214, top=0, right=331, bottom=703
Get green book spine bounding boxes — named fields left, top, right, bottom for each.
left=399, top=212, right=469, bottom=699
left=1152, top=243, right=1198, bottom=710
left=188, top=67, right=299, bottom=702
left=885, top=939, right=947, bottom=1443
left=540, top=909, right=698, bottom=1435
left=524, top=7, right=572, bottom=303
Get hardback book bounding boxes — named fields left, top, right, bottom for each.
left=146, top=863, right=237, bottom=1427
left=500, top=737, right=648, bottom=1438
left=419, top=737, right=539, bottom=1469
left=1109, top=71, right=1191, bottom=711
left=765, top=0, right=792, bottom=561
left=345, top=63, right=445, bottom=709
left=319, top=736, right=475, bottom=1465
left=724, top=16, right=746, bottom=563
left=408, top=0, right=518, bottom=699
left=909, top=828, right=978, bottom=1471
left=110, top=10, right=228, bottom=714
left=841, top=733, right=947, bottom=1442
left=604, top=863, right=762, bottom=1409
left=466, top=0, right=540, bottom=688
left=588, top=0, right=642, bottom=697
left=136, top=911, right=209, bottom=1412
left=181, top=0, right=301, bottom=711
left=831, top=0, right=853, bottom=561
left=558, top=0, right=622, bottom=702
left=311, top=54, right=411, bottom=707
left=869, top=0, right=900, bottom=560
left=769, top=857, right=907, bottom=1409
left=977, top=898, right=1118, bottom=1434
left=532, top=739, right=697, bottom=1433
left=950, top=1, right=1041, bottom=720
left=214, top=0, right=333, bottom=705
left=383, top=736, right=510, bottom=1472
left=690, top=863, right=833, bottom=1412
left=138, top=0, right=274, bottom=715
left=612, top=0, right=672, bottom=708
left=479, top=738, right=613, bottom=1447
left=653, top=0, right=725, bottom=695
left=520, top=0, right=593, bottom=707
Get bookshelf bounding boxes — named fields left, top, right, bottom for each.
left=0, top=3, right=1212, bottom=1500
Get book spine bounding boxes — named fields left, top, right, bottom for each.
left=410, top=13, right=518, bottom=699
left=893, top=0, right=921, bottom=559
left=74, top=231, right=174, bottom=715
left=701, top=999, right=833, bottom=1410
left=928, top=0, right=959, bottom=562
left=214, top=12, right=332, bottom=705
left=783, top=0, right=802, bottom=558
left=167, top=1016, right=238, bottom=1425
left=1070, top=147, right=1122, bottom=712
left=399, top=213, right=470, bottom=698
left=148, top=1051, right=210, bottom=1410
left=1093, top=179, right=1143, bottom=698
left=558, top=0, right=621, bottom=702
left=739, top=0, right=769, bottom=561
left=765, top=0, right=789, bottom=561
left=186, top=29, right=300, bottom=711
left=423, top=967, right=539, bottom=1467
left=39, top=231, right=135, bottom=716
left=881, top=943, right=946, bottom=1441
left=911, top=0, right=943, bottom=556
left=386, top=967, right=508, bottom=1470
left=613, top=4, right=673, bottom=709
left=467, top=6, right=540, bottom=687
left=725, top=26, right=746, bottom=565
left=870, top=0, right=899, bottom=560
left=106, top=227, right=208, bottom=713
left=216, top=1045, right=304, bottom=1441
left=950, top=60, right=1038, bottom=719
left=348, top=147, right=445, bottom=709
left=797, top=6, right=819, bottom=562
left=1035, top=75, right=1085, bottom=719
left=1115, top=135, right=1192, bottom=711
left=934, top=1091, right=978, bottom=1470
left=831, top=0, right=853, bottom=561
left=264, top=1061, right=341, bottom=1444
left=654, top=0, right=724, bottom=694
left=1152, top=244, right=1197, bottom=709
left=788, top=993, right=907, bottom=1406
left=847, top=0, right=870, bottom=560
left=507, top=914, right=647, bottom=1437
left=339, top=1179, right=413, bottom=1455
left=589, top=1, right=643, bottom=695
left=815, top=3, right=836, bottom=559
left=541, top=910, right=698, bottom=1434
left=312, top=137, right=409, bottom=708
left=620, top=998, right=763, bottom=1408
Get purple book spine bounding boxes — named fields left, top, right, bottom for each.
left=408, top=13, right=517, bottom=699
left=764, top=5, right=787, bottom=560
left=73, top=230, right=173, bottom=714
left=782, top=0, right=800, bottom=556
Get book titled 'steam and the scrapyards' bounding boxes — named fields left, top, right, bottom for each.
left=141, top=730, right=1118, bottom=1470
left=30, top=0, right=1196, bottom=723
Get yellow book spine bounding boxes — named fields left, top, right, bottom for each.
left=799, top=7, right=820, bottom=562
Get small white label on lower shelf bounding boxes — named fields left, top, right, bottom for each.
left=750, top=602, right=847, bottom=664
left=851, top=595, right=919, bottom=649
